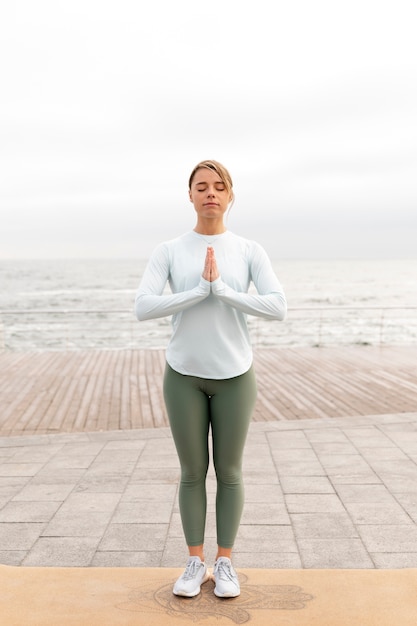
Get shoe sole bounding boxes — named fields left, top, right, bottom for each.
left=214, top=588, right=240, bottom=598
left=173, top=571, right=210, bottom=597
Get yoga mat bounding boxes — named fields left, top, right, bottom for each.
left=1, top=566, right=416, bottom=625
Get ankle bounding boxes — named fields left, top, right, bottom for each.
left=216, top=548, right=232, bottom=562
left=188, top=546, right=205, bottom=562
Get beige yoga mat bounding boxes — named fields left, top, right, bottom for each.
left=1, top=565, right=416, bottom=625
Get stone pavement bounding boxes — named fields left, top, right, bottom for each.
left=0, top=412, right=417, bottom=570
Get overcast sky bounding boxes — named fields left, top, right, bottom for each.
left=1, top=0, right=416, bottom=260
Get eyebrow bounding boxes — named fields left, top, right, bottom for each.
left=195, top=181, right=224, bottom=186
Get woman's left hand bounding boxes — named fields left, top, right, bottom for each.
left=204, top=246, right=220, bottom=282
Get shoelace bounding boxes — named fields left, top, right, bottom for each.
left=215, top=560, right=236, bottom=583
left=182, top=560, right=202, bottom=581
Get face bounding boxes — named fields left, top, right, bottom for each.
left=189, top=167, right=232, bottom=221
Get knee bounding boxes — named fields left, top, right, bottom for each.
left=214, top=462, right=242, bottom=486
left=181, top=460, right=209, bottom=486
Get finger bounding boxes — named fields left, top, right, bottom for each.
left=202, top=248, right=212, bottom=280
left=210, top=255, right=219, bottom=280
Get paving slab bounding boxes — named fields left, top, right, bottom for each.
left=0, top=412, right=416, bottom=569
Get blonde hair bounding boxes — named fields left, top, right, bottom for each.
left=188, top=160, right=234, bottom=205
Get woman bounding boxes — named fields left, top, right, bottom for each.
left=135, top=160, right=286, bottom=598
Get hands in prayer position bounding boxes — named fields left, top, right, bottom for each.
left=202, top=246, right=220, bottom=283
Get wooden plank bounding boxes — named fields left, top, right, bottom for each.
left=83, top=350, right=112, bottom=432
left=137, top=350, right=154, bottom=429
left=4, top=354, right=71, bottom=434
left=119, top=350, right=132, bottom=430
left=0, top=346, right=416, bottom=436
left=253, top=346, right=417, bottom=421
left=129, top=349, right=143, bottom=429
left=149, top=350, right=167, bottom=428
left=44, top=377, right=81, bottom=434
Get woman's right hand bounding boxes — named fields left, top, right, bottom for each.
left=202, top=246, right=219, bottom=282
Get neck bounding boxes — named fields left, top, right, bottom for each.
left=194, top=219, right=226, bottom=236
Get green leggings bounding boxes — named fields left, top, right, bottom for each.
left=163, top=363, right=257, bottom=548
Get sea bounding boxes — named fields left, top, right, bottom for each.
left=0, top=258, right=416, bottom=350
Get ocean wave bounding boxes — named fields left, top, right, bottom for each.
left=1, top=258, right=416, bottom=350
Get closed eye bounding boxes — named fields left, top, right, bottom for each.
left=195, top=184, right=226, bottom=192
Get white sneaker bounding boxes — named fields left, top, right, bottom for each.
left=213, top=557, right=240, bottom=598
left=173, top=557, right=210, bottom=597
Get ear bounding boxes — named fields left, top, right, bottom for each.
left=188, top=189, right=193, bottom=203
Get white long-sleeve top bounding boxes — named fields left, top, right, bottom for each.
left=135, top=230, right=286, bottom=379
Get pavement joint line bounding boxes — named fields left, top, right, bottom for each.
left=0, top=412, right=416, bottom=568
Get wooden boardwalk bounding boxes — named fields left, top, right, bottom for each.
left=0, top=346, right=416, bottom=436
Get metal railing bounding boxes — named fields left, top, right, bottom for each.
left=249, top=306, right=417, bottom=348
left=0, top=306, right=416, bottom=350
